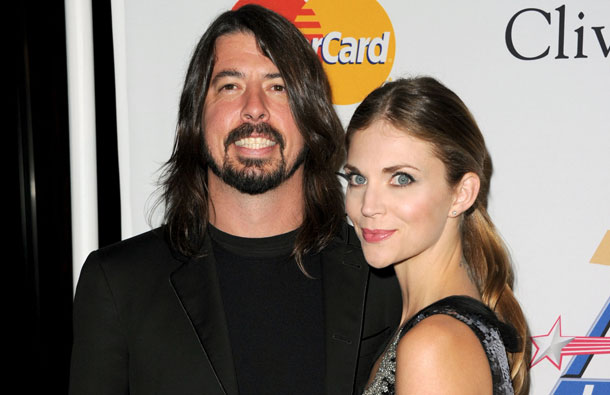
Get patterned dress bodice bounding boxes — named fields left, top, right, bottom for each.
left=362, top=296, right=519, bottom=394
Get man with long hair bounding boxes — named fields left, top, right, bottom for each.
left=70, top=5, right=400, bottom=394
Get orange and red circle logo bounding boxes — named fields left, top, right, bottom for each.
left=233, top=0, right=395, bottom=105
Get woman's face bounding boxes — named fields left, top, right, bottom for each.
left=344, top=121, right=457, bottom=269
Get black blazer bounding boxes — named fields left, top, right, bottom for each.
left=69, top=223, right=401, bottom=395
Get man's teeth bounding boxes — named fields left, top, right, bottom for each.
left=234, top=137, right=276, bottom=149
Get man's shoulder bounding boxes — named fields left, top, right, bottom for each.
left=74, top=228, right=192, bottom=331
left=344, top=222, right=362, bottom=248
left=94, top=227, right=168, bottom=258
left=326, top=222, right=397, bottom=280
left=84, top=227, right=181, bottom=276
left=327, top=221, right=362, bottom=249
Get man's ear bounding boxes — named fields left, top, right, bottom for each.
left=449, top=172, right=480, bottom=217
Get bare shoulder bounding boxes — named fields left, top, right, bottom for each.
left=395, top=314, right=492, bottom=394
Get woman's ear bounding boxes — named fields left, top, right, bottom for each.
left=449, top=172, right=480, bottom=217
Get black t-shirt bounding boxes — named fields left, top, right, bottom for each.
left=210, top=225, right=325, bottom=394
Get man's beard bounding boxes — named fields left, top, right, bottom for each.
left=204, top=122, right=307, bottom=195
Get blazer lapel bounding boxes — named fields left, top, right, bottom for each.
left=170, top=235, right=238, bottom=395
left=322, top=224, right=370, bottom=395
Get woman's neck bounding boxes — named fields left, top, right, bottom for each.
left=394, top=236, right=481, bottom=326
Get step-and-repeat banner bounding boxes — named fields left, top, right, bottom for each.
left=111, top=0, right=609, bottom=393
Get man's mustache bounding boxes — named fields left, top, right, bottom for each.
left=224, top=123, right=285, bottom=150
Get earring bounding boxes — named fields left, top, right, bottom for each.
left=452, top=211, right=458, bottom=217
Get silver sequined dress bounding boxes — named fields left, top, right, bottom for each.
left=362, top=295, right=519, bottom=395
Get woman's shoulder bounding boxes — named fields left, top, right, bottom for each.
left=404, top=295, right=519, bottom=351
left=399, top=312, right=486, bottom=357
left=394, top=299, right=494, bottom=394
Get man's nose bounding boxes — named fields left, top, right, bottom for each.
left=241, top=87, right=268, bottom=122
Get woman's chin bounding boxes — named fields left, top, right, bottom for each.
left=362, top=254, right=393, bottom=270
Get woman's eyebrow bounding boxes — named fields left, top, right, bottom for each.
left=343, top=164, right=360, bottom=173
left=382, top=164, right=420, bottom=173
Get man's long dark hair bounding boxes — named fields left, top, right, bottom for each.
left=156, top=5, right=345, bottom=269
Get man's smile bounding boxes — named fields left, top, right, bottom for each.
left=234, top=136, right=277, bottom=149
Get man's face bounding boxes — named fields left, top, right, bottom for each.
left=202, top=32, right=306, bottom=195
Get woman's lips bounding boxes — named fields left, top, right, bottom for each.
left=361, top=228, right=396, bottom=243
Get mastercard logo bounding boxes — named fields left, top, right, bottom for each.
left=233, top=0, right=395, bottom=105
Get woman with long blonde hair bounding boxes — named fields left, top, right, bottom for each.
left=342, top=77, right=530, bottom=394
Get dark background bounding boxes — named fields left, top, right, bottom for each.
left=14, top=0, right=121, bottom=391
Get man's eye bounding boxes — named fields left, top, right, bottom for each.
left=390, top=172, right=414, bottom=186
left=220, top=83, right=237, bottom=91
left=271, top=84, right=285, bottom=92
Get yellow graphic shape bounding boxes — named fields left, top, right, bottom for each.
left=590, top=230, right=610, bottom=266
left=300, top=0, right=395, bottom=105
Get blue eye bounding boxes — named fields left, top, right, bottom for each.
left=350, top=174, right=367, bottom=185
left=337, top=172, right=367, bottom=186
left=391, top=172, right=414, bottom=186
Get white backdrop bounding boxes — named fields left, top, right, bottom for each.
left=110, top=0, right=610, bottom=393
